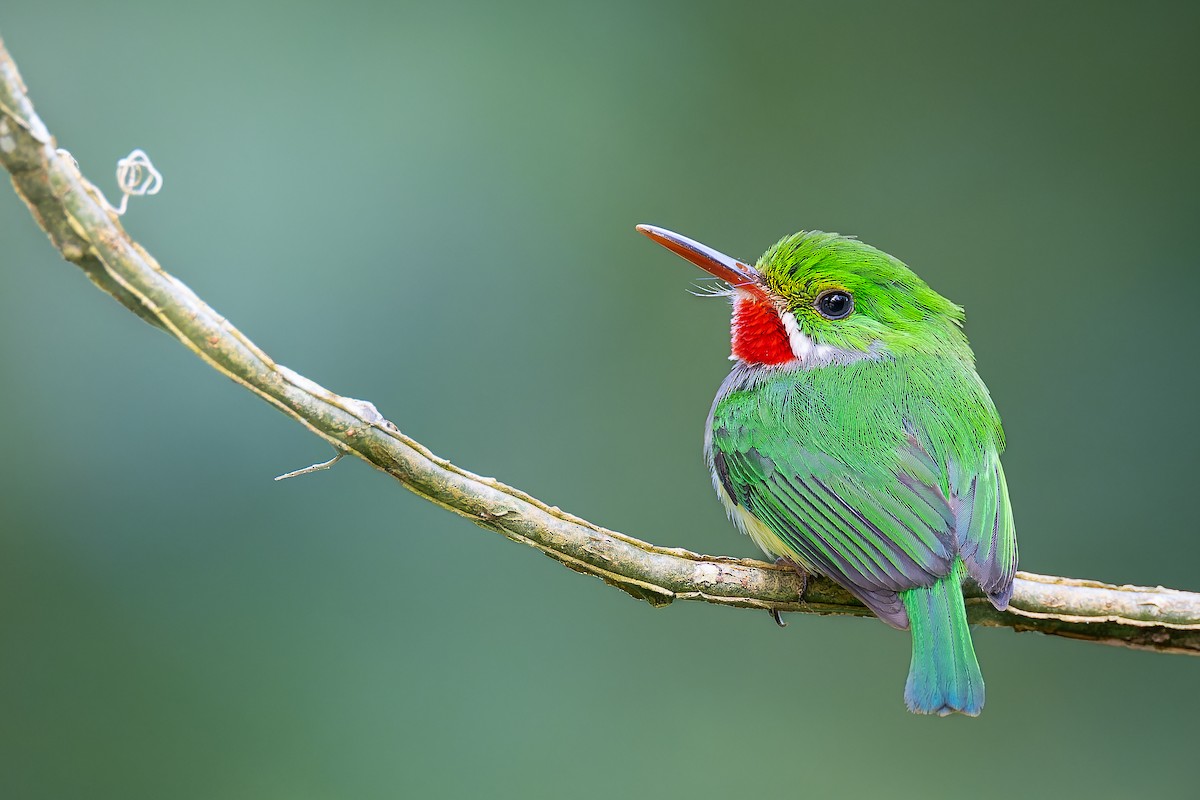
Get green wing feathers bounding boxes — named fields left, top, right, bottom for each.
left=713, top=442, right=954, bottom=628
left=951, top=453, right=1018, bottom=608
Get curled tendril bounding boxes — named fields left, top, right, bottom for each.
left=112, top=148, right=162, bottom=215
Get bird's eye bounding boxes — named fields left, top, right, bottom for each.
left=815, top=290, right=854, bottom=320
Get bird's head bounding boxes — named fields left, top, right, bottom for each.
left=637, top=225, right=970, bottom=368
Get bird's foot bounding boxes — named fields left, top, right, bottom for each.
left=768, top=557, right=809, bottom=628
left=774, top=557, right=809, bottom=597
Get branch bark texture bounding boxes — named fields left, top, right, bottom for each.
left=3, top=35, right=1198, bottom=655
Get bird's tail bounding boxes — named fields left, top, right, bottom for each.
left=900, top=559, right=984, bottom=716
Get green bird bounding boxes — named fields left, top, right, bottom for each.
left=638, top=224, right=1017, bottom=716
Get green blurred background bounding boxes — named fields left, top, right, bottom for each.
left=2, top=1, right=1198, bottom=798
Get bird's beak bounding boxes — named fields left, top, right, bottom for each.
left=636, top=224, right=758, bottom=286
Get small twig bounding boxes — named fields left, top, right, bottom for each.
left=2, top=35, right=1198, bottom=655
left=274, top=451, right=346, bottom=481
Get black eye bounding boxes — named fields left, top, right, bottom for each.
left=815, top=290, right=854, bottom=320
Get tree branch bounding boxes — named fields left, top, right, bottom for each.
left=3, top=35, right=1197, bottom=656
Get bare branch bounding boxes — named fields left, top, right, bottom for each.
left=2, top=35, right=1197, bottom=655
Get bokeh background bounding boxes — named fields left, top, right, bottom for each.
left=2, top=2, right=1198, bottom=798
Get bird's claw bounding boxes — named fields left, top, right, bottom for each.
left=768, top=558, right=810, bottom=627
left=773, top=557, right=809, bottom=597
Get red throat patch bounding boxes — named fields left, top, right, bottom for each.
left=731, top=296, right=794, bottom=365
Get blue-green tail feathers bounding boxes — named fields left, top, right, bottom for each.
left=900, top=560, right=984, bottom=716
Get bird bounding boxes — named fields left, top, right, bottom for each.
left=637, top=224, right=1017, bottom=716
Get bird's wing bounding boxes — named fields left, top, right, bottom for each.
left=950, top=450, right=1018, bottom=608
left=714, top=417, right=1018, bottom=627
left=713, top=427, right=958, bottom=629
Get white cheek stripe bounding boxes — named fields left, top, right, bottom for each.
left=780, top=310, right=837, bottom=363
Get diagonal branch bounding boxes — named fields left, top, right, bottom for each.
left=2, top=35, right=1198, bottom=656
